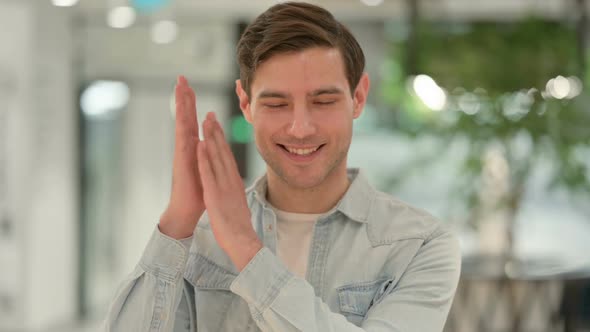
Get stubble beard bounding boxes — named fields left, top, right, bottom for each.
left=257, top=140, right=349, bottom=191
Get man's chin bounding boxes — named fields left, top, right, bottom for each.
left=286, top=178, right=322, bottom=190
left=278, top=169, right=326, bottom=190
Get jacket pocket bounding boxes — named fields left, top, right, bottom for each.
left=336, top=277, right=396, bottom=325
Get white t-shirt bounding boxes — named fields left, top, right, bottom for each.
left=271, top=207, right=324, bottom=279
left=174, top=207, right=329, bottom=280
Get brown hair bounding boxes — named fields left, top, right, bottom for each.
left=236, top=1, right=365, bottom=98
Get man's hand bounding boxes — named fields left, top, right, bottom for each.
left=198, top=112, right=263, bottom=271
left=159, top=76, right=205, bottom=239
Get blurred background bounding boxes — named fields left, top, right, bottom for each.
left=1, top=0, right=589, bottom=331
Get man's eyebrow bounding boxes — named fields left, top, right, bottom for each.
left=309, top=87, right=344, bottom=97
left=257, top=91, right=290, bottom=99
left=256, top=87, right=344, bottom=99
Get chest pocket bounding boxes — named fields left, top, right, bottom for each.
left=336, top=277, right=396, bottom=326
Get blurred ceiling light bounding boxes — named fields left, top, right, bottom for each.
left=360, top=0, right=384, bottom=6
left=551, top=75, right=570, bottom=99
left=151, top=20, right=178, bottom=44
left=567, top=76, right=583, bottom=99
left=52, top=0, right=79, bottom=7
left=81, top=80, right=130, bottom=118
left=107, top=6, right=136, bottom=29
left=412, top=74, right=447, bottom=111
left=545, top=79, right=556, bottom=99
left=545, top=75, right=583, bottom=99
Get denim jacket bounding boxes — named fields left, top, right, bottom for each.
left=103, top=168, right=461, bottom=331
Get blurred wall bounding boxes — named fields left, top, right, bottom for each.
left=0, top=0, right=78, bottom=329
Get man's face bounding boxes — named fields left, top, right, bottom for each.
left=237, top=47, right=368, bottom=189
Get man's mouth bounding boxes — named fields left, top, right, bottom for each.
left=278, top=144, right=325, bottom=156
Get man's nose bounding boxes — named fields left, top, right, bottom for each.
left=286, top=106, right=316, bottom=139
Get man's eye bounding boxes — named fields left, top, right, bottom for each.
left=315, top=100, right=336, bottom=105
left=266, top=104, right=287, bottom=108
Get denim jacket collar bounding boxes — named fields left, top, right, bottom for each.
left=246, top=168, right=375, bottom=224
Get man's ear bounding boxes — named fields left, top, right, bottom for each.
left=235, top=79, right=253, bottom=123
left=352, top=73, right=370, bottom=119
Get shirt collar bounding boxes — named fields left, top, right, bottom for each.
left=247, top=168, right=375, bottom=224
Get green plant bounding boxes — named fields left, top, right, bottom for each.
left=380, top=18, right=590, bottom=232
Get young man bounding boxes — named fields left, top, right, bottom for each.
left=103, top=2, right=460, bottom=331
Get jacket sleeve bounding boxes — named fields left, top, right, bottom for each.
left=101, top=227, right=195, bottom=332
left=230, top=227, right=461, bottom=332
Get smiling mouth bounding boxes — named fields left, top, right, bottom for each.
left=278, top=144, right=325, bottom=156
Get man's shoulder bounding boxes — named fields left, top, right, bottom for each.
left=366, top=190, right=450, bottom=245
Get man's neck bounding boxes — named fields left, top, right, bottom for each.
left=265, top=166, right=350, bottom=214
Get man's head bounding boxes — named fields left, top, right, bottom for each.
left=235, top=1, right=370, bottom=190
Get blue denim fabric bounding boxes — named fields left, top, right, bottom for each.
left=102, top=168, right=461, bottom=331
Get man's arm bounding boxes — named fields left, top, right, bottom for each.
left=103, top=75, right=204, bottom=331
left=230, top=227, right=461, bottom=332
left=101, top=227, right=194, bottom=332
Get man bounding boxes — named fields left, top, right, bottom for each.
left=103, top=2, right=461, bottom=331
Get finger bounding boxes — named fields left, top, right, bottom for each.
left=184, top=80, right=198, bottom=135
left=210, top=113, right=241, bottom=180
left=174, top=77, right=189, bottom=135
left=197, top=141, right=217, bottom=200
left=175, top=75, right=198, bottom=137
left=203, top=117, right=228, bottom=185
left=173, top=81, right=193, bottom=159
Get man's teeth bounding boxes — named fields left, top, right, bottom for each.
left=286, top=146, right=319, bottom=155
